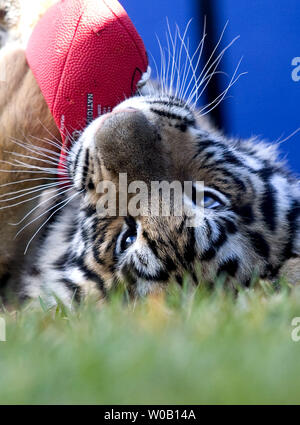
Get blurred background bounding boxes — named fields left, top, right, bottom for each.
left=122, top=0, right=300, bottom=173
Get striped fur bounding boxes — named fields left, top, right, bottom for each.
left=19, top=94, right=300, bottom=306
left=1, top=1, right=298, bottom=306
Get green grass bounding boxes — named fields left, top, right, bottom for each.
left=1, top=278, right=300, bottom=404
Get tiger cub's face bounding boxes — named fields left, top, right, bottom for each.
left=63, top=94, right=299, bottom=297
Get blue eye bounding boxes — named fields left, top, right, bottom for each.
left=203, top=195, right=222, bottom=209
left=124, top=235, right=137, bottom=249
left=120, top=223, right=137, bottom=253
left=192, top=185, right=226, bottom=209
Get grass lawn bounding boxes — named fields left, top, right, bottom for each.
left=1, top=278, right=300, bottom=404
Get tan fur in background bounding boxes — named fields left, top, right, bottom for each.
left=0, top=0, right=60, bottom=279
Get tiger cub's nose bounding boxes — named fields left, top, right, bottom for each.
left=94, top=107, right=166, bottom=182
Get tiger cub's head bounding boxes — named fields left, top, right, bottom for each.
left=66, top=93, right=300, bottom=296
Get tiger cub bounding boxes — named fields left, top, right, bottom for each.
left=0, top=0, right=299, bottom=306
left=18, top=95, right=300, bottom=306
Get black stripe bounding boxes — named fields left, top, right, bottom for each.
left=217, top=258, right=239, bottom=277
left=222, top=217, right=237, bottom=234
left=201, top=226, right=227, bottom=262
left=175, top=122, right=188, bottom=132
left=221, top=169, right=246, bottom=192
left=196, top=136, right=252, bottom=171
left=215, top=151, right=246, bottom=169
left=76, top=258, right=106, bottom=295
left=175, top=274, right=183, bottom=286
left=201, top=247, right=216, bottom=261
left=213, top=226, right=228, bottom=249
left=61, top=278, right=81, bottom=303
left=258, top=167, right=274, bottom=180
left=80, top=225, right=89, bottom=247
left=178, top=216, right=187, bottom=234
left=196, top=138, right=225, bottom=153
left=54, top=252, right=70, bottom=270
left=233, top=204, right=254, bottom=225
left=142, top=230, right=160, bottom=259
left=248, top=231, right=270, bottom=260
left=105, top=231, right=120, bottom=254
left=243, top=278, right=251, bottom=288
left=184, top=228, right=196, bottom=263
left=88, top=180, right=95, bottom=190
left=81, top=148, right=90, bottom=188
left=282, top=199, right=300, bottom=260
left=266, top=264, right=281, bottom=279
left=209, top=167, right=247, bottom=192
left=130, top=261, right=169, bottom=282
left=125, top=216, right=137, bottom=230
left=164, top=256, right=176, bottom=273
left=204, top=218, right=212, bottom=239
left=147, top=98, right=191, bottom=110
left=201, top=150, right=215, bottom=162
left=191, top=271, right=198, bottom=284
left=157, top=237, right=169, bottom=248
left=0, top=272, right=10, bottom=290
left=167, top=237, right=187, bottom=269
left=92, top=244, right=105, bottom=265
left=93, top=218, right=115, bottom=242
left=149, top=107, right=195, bottom=125
left=260, top=179, right=277, bottom=232
left=191, top=185, right=197, bottom=205
left=83, top=205, right=96, bottom=217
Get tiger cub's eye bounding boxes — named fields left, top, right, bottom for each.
left=203, top=195, right=222, bottom=209
left=120, top=229, right=137, bottom=253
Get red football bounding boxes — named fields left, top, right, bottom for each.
left=26, top=0, right=148, bottom=170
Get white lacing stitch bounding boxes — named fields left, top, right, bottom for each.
left=137, top=65, right=151, bottom=89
